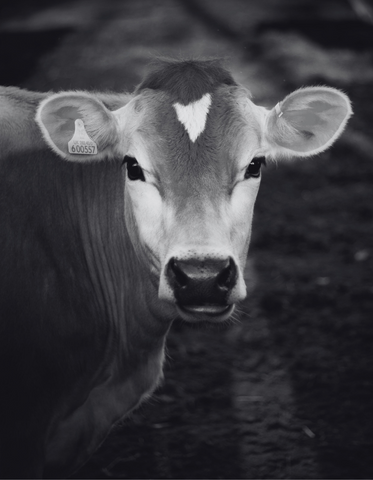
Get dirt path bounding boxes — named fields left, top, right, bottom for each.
left=3, top=0, right=373, bottom=477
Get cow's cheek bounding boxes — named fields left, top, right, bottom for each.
left=229, top=179, right=261, bottom=266
left=125, top=183, right=165, bottom=268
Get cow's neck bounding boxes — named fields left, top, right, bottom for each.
left=61, top=159, right=172, bottom=357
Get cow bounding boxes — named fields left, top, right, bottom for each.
left=0, top=59, right=352, bottom=478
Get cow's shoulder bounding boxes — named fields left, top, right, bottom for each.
left=0, top=86, right=47, bottom=122
left=0, top=87, right=48, bottom=155
left=0, top=88, right=131, bottom=157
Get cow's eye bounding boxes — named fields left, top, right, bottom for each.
left=244, top=157, right=265, bottom=179
left=123, top=156, right=145, bottom=182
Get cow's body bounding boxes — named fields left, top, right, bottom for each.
left=0, top=60, right=352, bottom=478
left=0, top=88, right=170, bottom=477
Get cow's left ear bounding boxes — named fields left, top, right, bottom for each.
left=36, top=92, right=121, bottom=161
left=264, top=87, right=352, bottom=158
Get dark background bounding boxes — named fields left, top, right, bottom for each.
left=1, top=0, right=373, bottom=477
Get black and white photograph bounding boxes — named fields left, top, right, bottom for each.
left=0, top=0, right=372, bottom=478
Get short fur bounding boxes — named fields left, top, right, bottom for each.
left=136, top=58, right=237, bottom=105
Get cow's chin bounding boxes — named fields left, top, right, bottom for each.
left=175, top=303, right=235, bottom=323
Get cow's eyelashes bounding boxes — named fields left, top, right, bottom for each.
left=244, top=157, right=266, bottom=179
left=123, top=156, right=145, bottom=182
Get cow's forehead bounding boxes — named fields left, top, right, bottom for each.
left=124, top=60, right=262, bottom=200
left=132, top=86, right=260, bottom=178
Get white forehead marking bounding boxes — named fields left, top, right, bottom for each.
left=173, top=93, right=212, bottom=142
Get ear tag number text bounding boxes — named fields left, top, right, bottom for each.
left=68, top=119, right=98, bottom=155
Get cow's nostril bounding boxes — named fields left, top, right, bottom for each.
left=167, top=257, right=189, bottom=288
left=216, top=257, right=237, bottom=291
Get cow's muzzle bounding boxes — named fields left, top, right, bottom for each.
left=166, top=256, right=237, bottom=321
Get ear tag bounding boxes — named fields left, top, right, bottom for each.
left=68, top=119, right=98, bottom=155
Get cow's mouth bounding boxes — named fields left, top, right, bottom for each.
left=176, top=303, right=234, bottom=322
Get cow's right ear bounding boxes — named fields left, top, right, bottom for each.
left=36, top=92, right=121, bottom=161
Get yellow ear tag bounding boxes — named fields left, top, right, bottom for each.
left=68, top=119, right=98, bottom=155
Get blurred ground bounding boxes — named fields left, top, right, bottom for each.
left=1, top=0, right=373, bottom=478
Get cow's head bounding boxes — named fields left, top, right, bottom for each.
left=36, top=60, right=352, bottom=323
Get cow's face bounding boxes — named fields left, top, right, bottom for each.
left=36, top=64, right=352, bottom=323
left=118, top=87, right=264, bottom=321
